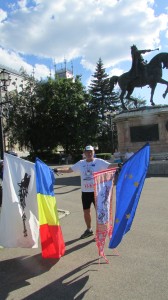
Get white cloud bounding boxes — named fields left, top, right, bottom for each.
left=33, top=63, right=51, bottom=79
left=0, top=48, right=50, bottom=79
left=0, top=48, right=27, bottom=71
left=109, top=67, right=124, bottom=77
left=0, top=0, right=167, bottom=81
left=18, top=0, right=28, bottom=10
left=0, top=9, right=7, bottom=22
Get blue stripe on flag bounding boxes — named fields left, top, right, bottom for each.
left=35, top=158, right=55, bottom=196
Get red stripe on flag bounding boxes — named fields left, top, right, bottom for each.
left=40, top=224, right=65, bottom=258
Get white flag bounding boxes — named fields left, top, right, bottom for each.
left=0, top=153, right=39, bottom=248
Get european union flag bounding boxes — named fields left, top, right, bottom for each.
left=109, top=143, right=150, bottom=249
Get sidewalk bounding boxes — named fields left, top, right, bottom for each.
left=0, top=173, right=168, bottom=300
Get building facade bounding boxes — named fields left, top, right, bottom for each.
left=55, top=68, right=74, bottom=80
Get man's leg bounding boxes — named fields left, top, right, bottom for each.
left=80, top=192, right=94, bottom=239
left=83, top=208, right=92, bottom=229
left=80, top=210, right=93, bottom=238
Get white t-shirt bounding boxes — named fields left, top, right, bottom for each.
left=125, top=152, right=134, bottom=160
left=71, top=158, right=111, bottom=192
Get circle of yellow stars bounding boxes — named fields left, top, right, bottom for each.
left=114, top=173, right=139, bottom=224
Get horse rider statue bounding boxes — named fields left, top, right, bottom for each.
left=130, top=45, right=159, bottom=81
left=109, top=47, right=168, bottom=109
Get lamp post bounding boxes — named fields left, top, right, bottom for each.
left=0, top=69, right=11, bottom=159
left=104, top=111, right=116, bottom=153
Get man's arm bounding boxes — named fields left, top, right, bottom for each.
left=53, top=167, right=73, bottom=173
left=107, top=163, right=116, bottom=169
left=140, top=48, right=159, bottom=54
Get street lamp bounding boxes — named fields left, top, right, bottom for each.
left=0, top=69, right=11, bottom=159
left=104, top=111, right=116, bottom=153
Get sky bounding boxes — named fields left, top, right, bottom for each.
left=0, top=0, right=168, bottom=106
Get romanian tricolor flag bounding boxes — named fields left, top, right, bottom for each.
left=35, top=158, right=65, bottom=258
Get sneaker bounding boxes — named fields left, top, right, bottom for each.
left=80, top=229, right=94, bottom=239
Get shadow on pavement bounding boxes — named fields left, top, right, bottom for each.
left=0, top=239, right=96, bottom=299
left=22, top=259, right=99, bottom=300
left=0, top=254, right=58, bottom=300
left=65, top=238, right=81, bottom=246
left=65, top=238, right=95, bottom=256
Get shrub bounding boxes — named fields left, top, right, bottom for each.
left=96, top=153, right=112, bottom=160
left=27, top=151, right=61, bottom=164
left=72, top=153, right=82, bottom=163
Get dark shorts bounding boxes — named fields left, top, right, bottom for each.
left=82, top=192, right=95, bottom=210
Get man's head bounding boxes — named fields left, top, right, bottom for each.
left=131, top=44, right=137, bottom=50
left=84, top=145, right=94, bottom=162
left=85, top=145, right=94, bottom=151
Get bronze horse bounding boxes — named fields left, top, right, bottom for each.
left=109, top=52, right=168, bottom=110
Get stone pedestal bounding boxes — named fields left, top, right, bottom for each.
left=114, top=106, right=168, bottom=155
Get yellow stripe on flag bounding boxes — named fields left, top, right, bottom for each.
left=37, top=193, right=60, bottom=226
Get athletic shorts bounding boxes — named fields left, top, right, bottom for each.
left=82, top=192, right=95, bottom=210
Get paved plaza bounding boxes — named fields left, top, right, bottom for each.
left=0, top=171, right=168, bottom=300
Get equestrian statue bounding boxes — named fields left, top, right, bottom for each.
left=109, top=45, right=168, bottom=110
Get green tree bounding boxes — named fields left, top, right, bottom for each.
left=6, top=75, right=41, bottom=152
left=45, top=75, right=90, bottom=153
left=89, top=58, right=111, bottom=115
left=7, top=75, right=91, bottom=156
left=88, top=58, right=119, bottom=152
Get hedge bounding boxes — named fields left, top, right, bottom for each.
left=96, top=153, right=112, bottom=160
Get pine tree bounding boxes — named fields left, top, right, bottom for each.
left=89, top=58, right=111, bottom=117
left=88, top=58, right=119, bottom=152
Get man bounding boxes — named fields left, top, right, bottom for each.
left=124, top=148, right=134, bottom=160
left=54, top=145, right=113, bottom=239
left=130, top=45, right=154, bottom=80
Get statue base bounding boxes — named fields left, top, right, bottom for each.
left=114, top=105, right=168, bottom=155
